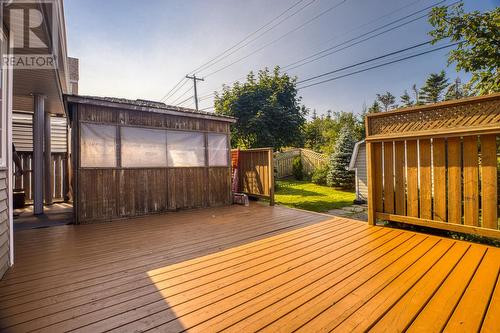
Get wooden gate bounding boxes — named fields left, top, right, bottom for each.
left=365, top=93, right=500, bottom=239
left=233, top=148, right=274, bottom=205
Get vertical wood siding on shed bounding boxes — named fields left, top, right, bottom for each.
left=73, top=103, right=232, bottom=223
left=0, top=170, right=9, bottom=279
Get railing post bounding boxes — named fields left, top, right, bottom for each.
left=268, top=148, right=275, bottom=206
left=366, top=141, right=376, bottom=226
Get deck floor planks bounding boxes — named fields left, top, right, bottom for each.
left=0, top=204, right=498, bottom=332
left=3, top=221, right=363, bottom=330
left=0, top=215, right=347, bottom=315
left=375, top=244, right=485, bottom=333
left=443, top=248, right=500, bottom=332
left=102, top=229, right=401, bottom=333
left=35, top=223, right=373, bottom=332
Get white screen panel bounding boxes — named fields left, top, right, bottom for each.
left=208, top=133, right=228, bottom=166
left=167, top=131, right=205, bottom=167
left=121, top=127, right=167, bottom=167
left=80, top=123, right=117, bottom=168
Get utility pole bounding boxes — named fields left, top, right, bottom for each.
left=185, top=74, right=204, bottom=111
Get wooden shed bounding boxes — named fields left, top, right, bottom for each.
left=349, top=140, right=367, bottom=202
left=65, top=95, right=236, bottom=223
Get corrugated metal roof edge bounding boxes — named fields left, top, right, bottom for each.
left=64, top=94, right=237, bottom=123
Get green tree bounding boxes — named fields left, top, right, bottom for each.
left=412, top=84, right=422, bottom=105
left=303, top=111, right=363, bottom=155
left=368, top=100, right=381, bottom=113
left=419, top=71, right=449, bottom=103
left=214, top=67, right=307, bottom=150
left=429, top=3, right=500, bottom=94
left=445, top=77, right=469, bottom=100
left=303, top=116, right=326, bottom=152
left=400, top=90, right=414, bottom=107
left=376, top=92, right=396, bottom=111
left=326, top=125, right=356, bottom=189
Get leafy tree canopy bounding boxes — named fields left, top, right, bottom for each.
left=303, top=111, right=363, bottom=155
left=429, top=3, right=500, bottom=94
left=214, top=66, right=307, bottom=150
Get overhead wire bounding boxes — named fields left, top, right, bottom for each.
left=189, top=0, right=315, bottom=75
left=201, top=0, right=350, bottom=78
left=297, top=42, right=460, bottom=89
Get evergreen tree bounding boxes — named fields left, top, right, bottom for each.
left=311, top=109, right=318, bottom=120
left=326, top=125, right=356, bottom=189
left=412, top=84, right=422, bottom=105
left=368, top=100, right=381, bottom=113
left=419, top=71, right=449, bottom=104
left=445, top=77, right=468, bottom=100
left=400, top=90, right=414, bottom=107
left=376, top=92, right=396, bottom=111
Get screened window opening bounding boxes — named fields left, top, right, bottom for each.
left=208, top=133, right=229, bottom=166
left=121, top=127, right=167, bottom=167
left=167, top=131, right=205, bottom=167
left=80, top=123, right=117, bottom=167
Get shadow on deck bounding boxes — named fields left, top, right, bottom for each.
left=0, top=203, right=498, bottom=332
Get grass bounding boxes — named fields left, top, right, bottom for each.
left=275, top=179, right=355, bottom=213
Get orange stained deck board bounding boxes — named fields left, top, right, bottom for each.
left=0, top=204, right=498, bottom=333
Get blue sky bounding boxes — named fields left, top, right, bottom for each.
left=64, top=0, right=497, bottom=117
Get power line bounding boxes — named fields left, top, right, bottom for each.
left=297, top=40, right=432, bottom=84
left=170, top=84, right=193, bottom=105
left=287, top=13, right=429, bottom=71
left=160, top=77, right=187, bottom=102
left=202, top=0, right=350, bottom=78
left=284, top=0, right=450, bottom=71
left=159, top=0, right=314, bottom=102
left=176, top=95, right=195, bottom=106
left=164, top=79, right=190, bottom=103
left=189, top=0, right=314, bottom=75
left=297, top=42, right=459, bottom=89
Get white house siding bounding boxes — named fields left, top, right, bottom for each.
left=355, top=143, right=368, bottom=201
left=13, top=112, right=67, bottom=153
left=0, top=169, right=9, bottom=278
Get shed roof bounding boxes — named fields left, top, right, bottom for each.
left=64, top=94, right=236, bottom=123
left=348, top=140, right=365, bottom=170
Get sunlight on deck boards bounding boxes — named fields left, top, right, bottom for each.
left=0, top=204, right=498, bottom=332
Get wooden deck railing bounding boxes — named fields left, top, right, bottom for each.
left=13, top=152, right=69, bottom=203
left=365, top=93, right=500, bottom=239
left=233, top=148, right=275, bottom=205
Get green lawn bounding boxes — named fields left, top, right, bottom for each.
left=275, top=179, right=356, bottom=212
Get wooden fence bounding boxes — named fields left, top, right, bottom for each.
left=274, top=148, right=328, bottom=178
left=365, top=93, right=500, bottom=240
left=233, top=148, right=274, bottom=205
left=14, top=152, right=69, bottom=203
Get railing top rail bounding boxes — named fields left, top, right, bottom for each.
left=365, top=93, right=500, bottom=141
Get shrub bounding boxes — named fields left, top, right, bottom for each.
left=311, top=164, right=329, bottom=185
left=292, top=156, right=303, bottom=180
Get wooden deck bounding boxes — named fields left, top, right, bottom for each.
left=0, top=204, right=499, bottom=332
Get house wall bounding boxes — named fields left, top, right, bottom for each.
left=0, top=169, right=9, bottom=279
left=13, top=112, right=67, bottom=152
left=71, top=103, right=233, bottom=223
left=355, top=143, right=368, bottom=201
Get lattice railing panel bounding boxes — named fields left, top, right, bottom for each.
left=368, top=97, right=500, bottom=137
